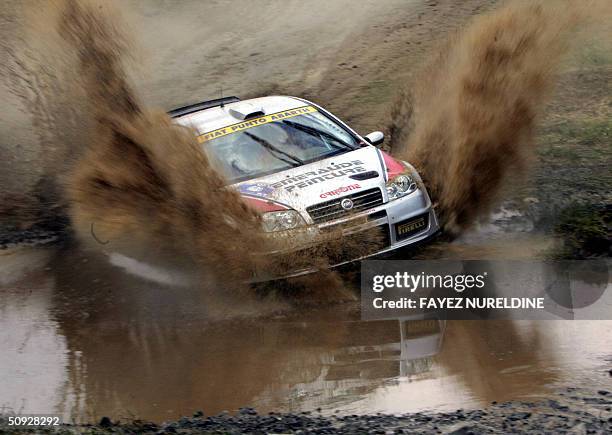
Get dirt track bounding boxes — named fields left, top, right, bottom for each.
left=129, top=0, right=501, bottom=134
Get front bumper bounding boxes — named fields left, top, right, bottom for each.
left=252, top=187, right=440, bottom=282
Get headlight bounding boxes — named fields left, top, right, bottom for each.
left=261, top=210, right=306, bottom=232
left=386, top=173, right=418, bottom=201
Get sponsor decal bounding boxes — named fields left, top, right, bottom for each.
left=320, top=183, right=361, bottom=199
left=198, top=106, right=317, bottom=143
left=272, top=160, right=368, bottom=192
left=241, top=195, right=288, bottom=212
left=397, top=217, right=426, bottom=236
left=395, top=214, right=429, bottom=241
left=238, top=182, right=276, bottom=197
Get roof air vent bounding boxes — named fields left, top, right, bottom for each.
left=228, top=103, right=265, bottom=120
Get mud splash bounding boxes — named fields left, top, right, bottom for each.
left=390, top=0, right=607, bottom=234
left=4, top=0, right=382, bottom=297
left=56, top=1, right=271, bottom=287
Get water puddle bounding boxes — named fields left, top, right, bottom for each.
left=0, top=247, right=611, bottom=423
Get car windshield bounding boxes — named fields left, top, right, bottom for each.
left=202, top=108, right=360, bottom=184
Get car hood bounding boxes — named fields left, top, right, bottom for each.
left=232, top=146, right=392, bottom=213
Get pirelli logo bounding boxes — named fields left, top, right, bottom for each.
left=198, top=105, right=317, bottom=143
left=397, top=218, right=425, bottom=235
left=395, top=214, right=428, bottom=241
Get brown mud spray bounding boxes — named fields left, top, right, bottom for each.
left=57, top=1, right=275, bottom=288
left=390, top=0, right=608, bottom=234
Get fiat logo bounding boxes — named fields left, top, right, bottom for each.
left=340, top=198, right=354, bottom=210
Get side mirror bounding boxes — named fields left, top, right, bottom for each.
left=364, top=131, right=384, bottom=146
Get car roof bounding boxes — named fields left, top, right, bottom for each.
left=173, top=95, right=309, bottom=135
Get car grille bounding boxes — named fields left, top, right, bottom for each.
left=307, top=188, right=384, bottom=224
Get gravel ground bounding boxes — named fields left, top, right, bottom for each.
left=2, top=388, right=611, bottom=434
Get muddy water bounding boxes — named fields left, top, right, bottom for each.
left=1, top=246, right=611, bottom=423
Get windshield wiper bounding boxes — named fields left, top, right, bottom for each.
left=281, top=119, right=354, bottom=150
left=243, top=131, right=304, bottom=166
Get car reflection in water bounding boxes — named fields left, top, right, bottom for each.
left=399, top=318, right=445, bottom=377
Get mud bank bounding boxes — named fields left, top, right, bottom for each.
left=2, top=388, right=611, bottom=434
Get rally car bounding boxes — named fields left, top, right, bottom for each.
left=170, top=96, right=439, bottom=278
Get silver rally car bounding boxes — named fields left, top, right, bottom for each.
left=171, top=96, right=439, bottom=277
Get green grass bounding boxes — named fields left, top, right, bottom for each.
left=578, top=44, right=612, bottom=68
left=540, top=118, right=611, bottom=145
left=551, top=204, right=610, bottom=259
left=562, top=42, right=612, bottom=69
left=554, top=119, right=611, bottom=145
left=537, top=118, right=612, bottom=161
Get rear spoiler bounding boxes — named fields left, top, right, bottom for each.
left=168, top=96, right=240, bottom=118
